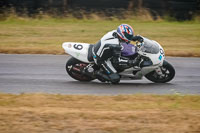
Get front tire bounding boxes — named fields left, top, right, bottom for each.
left=66, top=57, right=94, bottom=82
left=145, top=60, right=175, bottom=83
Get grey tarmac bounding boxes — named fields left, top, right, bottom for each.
left=0, top=54, right=200, bottom=95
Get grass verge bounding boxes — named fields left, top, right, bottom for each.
left=0, top=17, right=200, bottom=56
left=0, top=93, right=200, bottom=133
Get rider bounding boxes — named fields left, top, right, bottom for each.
left=92, top=24, right=143, bottom=83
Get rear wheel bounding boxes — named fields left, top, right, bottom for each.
left=145, top=60, right=175, bottom=83
left=66, top=57, right=94, bottom=82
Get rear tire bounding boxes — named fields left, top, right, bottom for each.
left=145, top=60, right=175, bottom=83
left=66, top=57, right=94, bottom=82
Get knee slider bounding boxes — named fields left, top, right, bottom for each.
left=109, top=73, right=120, bottom=83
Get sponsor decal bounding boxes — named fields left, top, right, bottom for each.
left=76, top=53, right=81, bottom=58
left=132, top=46, right=136, bottom=52
left=68, top=44, right=72, bottom=48
left=159, top=55, right=162, bottom=60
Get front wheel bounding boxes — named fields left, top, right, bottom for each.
left=66, top=57, right=95, bottom=82
left=145, top=60, right=175, bottom=83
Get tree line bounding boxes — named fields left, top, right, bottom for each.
left=1, top=0, right=199, bottom=20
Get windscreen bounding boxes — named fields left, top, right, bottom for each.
left=140, top=38, right=160, bottom=54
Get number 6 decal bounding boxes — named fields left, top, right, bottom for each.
left=74, top=44, right=83, bottom=50
left=160, top=48, right=165, bottom=56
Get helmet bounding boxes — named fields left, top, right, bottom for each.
left=117, top=24, right=134, bottom=42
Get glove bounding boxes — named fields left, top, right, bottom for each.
left=128, top=56, right=141, bottom=66
left=132, top=36, right=144, bottom=43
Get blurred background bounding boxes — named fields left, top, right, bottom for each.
left=0, top=2, right=200, bottom=133
left=1, top=0, right=200, bottom=20
left=0, top=0, right=200, bottom=56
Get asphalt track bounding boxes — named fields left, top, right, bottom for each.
left=0, top=54, right=200, bottom=95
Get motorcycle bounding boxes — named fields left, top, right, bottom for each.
left=62, top=37, right=175, bottom=83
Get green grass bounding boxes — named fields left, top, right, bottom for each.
left=0, top=17, right=200, bottom=56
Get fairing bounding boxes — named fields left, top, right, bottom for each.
left=62, top=42, right=91, bottom=63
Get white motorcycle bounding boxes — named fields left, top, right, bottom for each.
left=62, top=37, right=175, bottom=83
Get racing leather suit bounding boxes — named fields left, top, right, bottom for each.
left=92, top=30, right=139, bottom=83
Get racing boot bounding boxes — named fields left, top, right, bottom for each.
left=108, top=73, right=120, bottom=84
left=95, top=71, right=120, bottom=84
left=95, top=71, right=110, bottom=82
